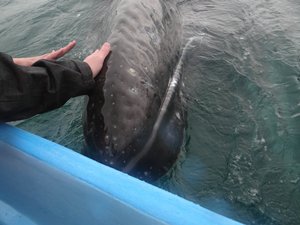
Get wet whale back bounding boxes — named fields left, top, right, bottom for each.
left=84, top=0, right=183, bottom=181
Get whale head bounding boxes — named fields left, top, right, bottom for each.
left=83, top=0, right=184, bottom=181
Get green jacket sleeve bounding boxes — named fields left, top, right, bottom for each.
left=0, top=52, right=94, bottom=122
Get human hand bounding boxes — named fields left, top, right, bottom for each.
left=13, top=40, right=76, bottom=67
left=84, top=42, right=111, bottom=78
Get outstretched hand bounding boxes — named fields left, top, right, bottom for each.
left=13, top=41, right=76, bottom=67
left=13, top=41, right=111, bottom=79
left=84, top=42, right=111, bottom=78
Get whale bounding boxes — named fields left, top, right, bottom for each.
left=83, top=0, right=185, bottom=181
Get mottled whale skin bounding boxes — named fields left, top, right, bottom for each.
left=83, top=0, right=184, bottom=181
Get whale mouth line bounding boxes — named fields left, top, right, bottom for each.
left=123, top=38, right=198, bottom=173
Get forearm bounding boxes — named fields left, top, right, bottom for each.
left=0, top=52, right=94, bottom=122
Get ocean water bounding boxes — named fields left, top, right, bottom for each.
left=1, top=0, right=300, bottom=224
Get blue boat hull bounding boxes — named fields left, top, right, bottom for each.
left=0, top=124, right=242, bottom=225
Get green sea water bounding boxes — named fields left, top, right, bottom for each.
left=1, top=0, right=300, bottom=224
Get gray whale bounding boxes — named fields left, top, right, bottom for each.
left=83, top=0, right=185, bottom=181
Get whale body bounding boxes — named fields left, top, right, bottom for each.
left=83, top=0, right=185, bottom=181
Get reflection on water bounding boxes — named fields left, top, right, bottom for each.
left=0, top=0, right=300, bottom=224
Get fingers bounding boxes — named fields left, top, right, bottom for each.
left=58, top=40, right=76, bottom=56
left=12, top=41, right=77, bottom=67
left=46, top=40, right=76, bottom=60
left=45, top=51, right=58, bottom=60
left=97, top=42, right=111, bottom=57
left=94, top=42, right=111, bottom=65
left=83, top=42, right=111, bottom=78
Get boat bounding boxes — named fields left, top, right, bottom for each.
left=0, top=123, right=242, bottom=225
